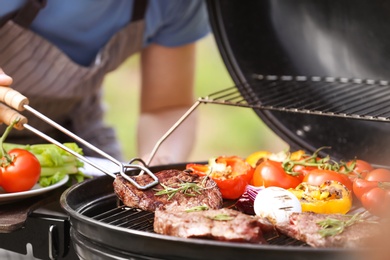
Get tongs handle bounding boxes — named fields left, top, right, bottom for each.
left=0, top=103, right=27, bottom=130
left=0, top=86, right=29, bottom=130
left=0, top=86, right=29, bottom=111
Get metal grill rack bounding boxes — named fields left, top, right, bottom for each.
left=147, top=75, right=390, bottom=164
left=200, top=75, right=390, bottom=122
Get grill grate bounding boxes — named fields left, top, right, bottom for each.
left=92, top=204, right=155, bottom=232
left=199, top=75, right=390, bottom=122
left=90, top=202, right=307, bottom=246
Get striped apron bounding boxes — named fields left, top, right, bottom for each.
left=0, top=0, right=148, bottom=160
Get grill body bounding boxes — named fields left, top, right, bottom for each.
left=60, top=171, right=360, bottom=260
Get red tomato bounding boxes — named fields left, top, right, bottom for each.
left=303, top=169, right=353, bottom=191
left=344, top=159, right=374, bottom=180
left=365, top=168, right=390, bottom=182
left=352, top=167, right=390, bottom=216
left=361, top=187, right=390, bottom=217
left=352, top=178, right=379, bottom=201
left=292, top=164, right=317, bottom=176
left=252, top=159, right=303, bottom=189
left=1, top=149, right=41, bottom=193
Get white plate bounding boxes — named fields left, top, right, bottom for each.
left=0, top=175, right=69, bottom=204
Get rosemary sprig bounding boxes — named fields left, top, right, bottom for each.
left=201, top=170, right=211, bottom=186
left=154, top=182, right=204, bottom=200
left=316, top=212, right=374, bottom=237
left=282, top=146, right=355, bottom=176
left=207, top=214, right=234, bottom=221
left=185, top=205, right=209, bottom=212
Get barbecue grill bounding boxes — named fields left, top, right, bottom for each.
left=1, top=0, right=388, bottom=259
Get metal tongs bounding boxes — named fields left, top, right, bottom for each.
left=0, top=86, right=158, bottom=189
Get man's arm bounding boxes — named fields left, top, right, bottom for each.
left=137, top=43, right=198, bottom=165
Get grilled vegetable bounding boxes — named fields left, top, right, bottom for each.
left=289, top=180, right=352, bottom=214
left=253, top=186, right=302, bottom=225
left=303, top=169, right=353, bottom=192
left=186, top=156, right=254, bottom=199
left=250, top=148, right=314, bottom=189
left=252, top=159, right=304, bottom=189
left=353, top=168, right=390, bottom=217
left=234, top=185, right=264, bottom=215
left=340, top=159, right=374, bottom=181
left=245, top=149, right=306, bottom=168
left=245, top=150, right=271, bottom=168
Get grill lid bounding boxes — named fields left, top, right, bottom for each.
left=206, top=0, right=390, bottom=167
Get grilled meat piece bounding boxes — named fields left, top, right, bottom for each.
left=154, top=208, right=267, bottom=244
left=113, top=169, right=223, bottom=212
left=276, top=211, right=380, bottom=248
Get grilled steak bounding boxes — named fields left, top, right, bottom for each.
left=276, top=211, right=380, bottom=248
left=154, top=208, right=267, bottom=244
left=113, top=169, right=223, bottom=212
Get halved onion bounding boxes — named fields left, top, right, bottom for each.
left=254, top=186, right=302, bottom=225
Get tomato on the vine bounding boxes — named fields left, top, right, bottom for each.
left=342, top=159, right=374, bottom=180
left=361, top=187, right=390, bottom=217
left=352, top=178, right=379, bottom=201
left=303, top=169, right=353, bottom=192
left=365, top=168, right=390, bottom=182
left=1, top=148, right=41, bottom=193
left=291, top=164, right=317, bottom=176
left=352, top=168, right=390, bottom=217
left=252, top=159, right=303, bottom=189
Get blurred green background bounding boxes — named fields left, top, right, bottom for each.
left=102, top=35, right=287, bottom=162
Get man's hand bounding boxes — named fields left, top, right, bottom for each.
left=0, top=68, right=28, bottom=129
left=0, top=68, right=13, bottom=86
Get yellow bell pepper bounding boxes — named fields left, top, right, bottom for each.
left=245, top=150, right=271, bottom=168
left=245, top=149, right=305, bottom=168
left=288, top=180, right=352, bottom=214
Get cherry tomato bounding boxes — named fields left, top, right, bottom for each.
left=353, top=178, right=379, bottom=201
left=361, top=187, right=390, bottom=217
left=303, top=169, right=353, bottom=192
left=252, top=159, right=303, bottom=189
left=344, top=159, right=374, bottom=180
left=1, top=149, right=41, bottom=193
left=352, top=167, right=390, bottom=216
left=365, top=168, right=390, bottom=182
left=292, top=164, right=317, bottom=176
